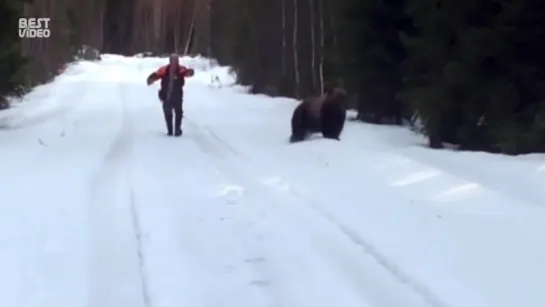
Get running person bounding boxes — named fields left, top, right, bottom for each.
left=146, top=54, right=195, bottom=136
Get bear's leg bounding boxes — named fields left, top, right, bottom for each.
left=331, top=108, right=347, bottom=139
left=290, top=104, right=309, bottom=143
left=320, top=104, right=346, bottom=140
left=307, top=116, right=321, bottom=133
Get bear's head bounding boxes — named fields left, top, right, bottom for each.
left=324, top=86, right=347, bottom=106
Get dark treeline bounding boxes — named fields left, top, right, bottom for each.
left=2, top=0, right=545, bottom=154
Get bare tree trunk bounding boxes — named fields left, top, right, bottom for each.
left=21, top=3, right=31, bottom=57
left=161, top=3, right=168, bottom=52
left=153, top=0, right=162, bottom=51
left=206, top=0, right=212, bottom=57
left=131, top=1, right=141, bottom=52
left=329, top=0, right=339, bottom=73
left=309, top=0, right=316, bottom=91
left=330, top=5, right=338, bottom=51
left=318, top=0, right=324, bottom=94
left=98, top=7, right=105, bottom=51
left=174, top=26, right=180, bottom=53
left=183, top=19, right=195, bottom=55
left=173, top=1, right=182, bottom=52
left=292, top=0, right=300, bottom=97
left=183, top=0, right=197, bottom=55
left=142, top=8, right=149, bottom=51
left=281, top=0, right=287, bottom=77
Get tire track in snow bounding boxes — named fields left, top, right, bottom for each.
left=121, top=86, right=153, bottom=307
left=129, top=135, right=282, bottom=307
left=259, top=149, right=451, bottom=307
left=184, top=119, right=292, bottom=307
left=87, top=84, right=149, bottom=307
left=184, top=119, right=442, bottom=307
left=257, top=133, right=545, bottom=307
left=128, top=187, right=152, bottom=307
left=278, top=185, right=449, bottom=307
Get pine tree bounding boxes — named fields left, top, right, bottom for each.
left=338, top=0, right=410, bottom=124
left=401, top=0, right=545, bottom=153
left=0, top=0, right=27, bottom=110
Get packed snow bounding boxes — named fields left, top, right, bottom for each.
left=1, top=54, right=544, bottom=307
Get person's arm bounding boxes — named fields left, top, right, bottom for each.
left=179, top=66, right=195, bottom=78
left=146, top=65, right=168, bottom=85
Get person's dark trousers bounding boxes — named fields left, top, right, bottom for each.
left=162, top=97, right=184, bottom=136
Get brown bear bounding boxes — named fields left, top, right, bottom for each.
left=290, top=86, right=347, bottom=143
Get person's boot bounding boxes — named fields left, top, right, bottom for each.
left=174, top=109, right=183, bottom=136
left=164, top=109, right=173, bottom=136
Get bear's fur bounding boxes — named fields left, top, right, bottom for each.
left=290, top=87, right=347, bottom=143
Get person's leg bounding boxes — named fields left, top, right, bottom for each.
left=158, top=89, right=165, bottom=101
left=173, top=98, right=183, bottom=136
left=162, top=101, right=174, bottom=135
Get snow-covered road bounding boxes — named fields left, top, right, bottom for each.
left=1, top=55, right=545, bottom=307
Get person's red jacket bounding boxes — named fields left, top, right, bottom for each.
left=146, top=64, right=194, bottom=85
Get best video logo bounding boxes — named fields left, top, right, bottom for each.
left=19, top=18, right=51, bottom=38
